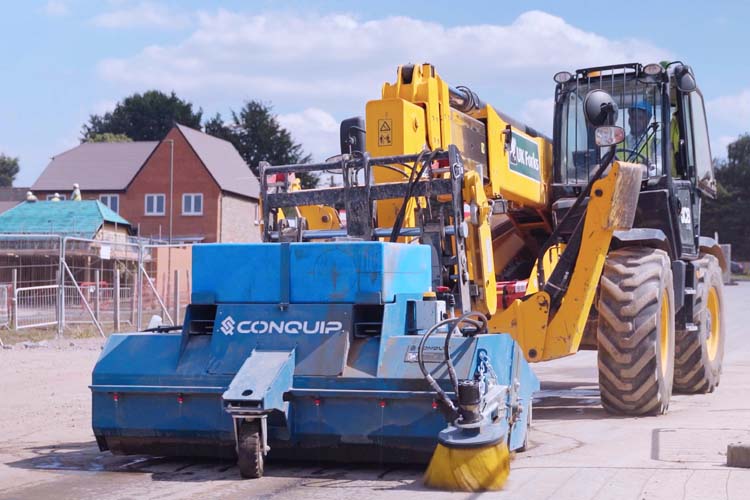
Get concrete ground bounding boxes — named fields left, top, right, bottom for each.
left=1, top=283, right=749, bottom=499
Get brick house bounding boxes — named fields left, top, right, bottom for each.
left=31, top=124, right=261, bottom=243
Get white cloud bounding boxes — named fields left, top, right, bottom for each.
left=95, top=9, right=672, bottom=159
left=92, top=2, right=191, bottom=29
left=705, top=90, right=750, bottom=158
left=711, top=135, right=736, bottom=159
left=42, top=0, right=68, bottom=16
left=277, top=108, right=339, bottom=162
left=97, top=10, right=671, bottom=100
left=92, top=99, right=118, bottom=115
left=707, top=89, right=750, bottom=130
left=520, top=98, right=554, bottom=137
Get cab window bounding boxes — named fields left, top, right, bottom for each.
left=684, top=91, right=716, bottom=197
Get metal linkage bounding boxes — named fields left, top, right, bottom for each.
left=260, top=146, right=473, bottom=313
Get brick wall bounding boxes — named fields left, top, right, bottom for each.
left=34, top=127, right=259, bottom=243
left=121, top=128, right=222, bottom=242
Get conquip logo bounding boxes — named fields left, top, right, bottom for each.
left=219, top=315, right=343, bottom=336
left=220, top=316, right=236, bottom=335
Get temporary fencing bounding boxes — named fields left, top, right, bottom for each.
left=0, top=234, right=192, bottom=336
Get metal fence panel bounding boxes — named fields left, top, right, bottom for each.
left=62, top=237, right=142, bottom=333
left=0, top=235, right=193, bottom=335
left=140, top=244, right=192, bottom=328
left=15, top=284, right=58, bottom=329
left=0, top=285, right=9, bottom=328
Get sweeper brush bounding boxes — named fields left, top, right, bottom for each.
left=419, top=314, right=519, bottom=491
left=424, top=441, right=510, bottom=492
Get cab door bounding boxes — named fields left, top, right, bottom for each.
left=676, top=89, right=715, bottom=257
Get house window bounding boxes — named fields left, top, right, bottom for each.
left=182, top=193, right=203, bottom=216
left=145, top=194, right=165, bottom=216
left=46, top=194, right=67, bottom=200
left=100, top=194, right=119, bottom=213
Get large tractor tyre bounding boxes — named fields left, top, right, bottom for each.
left=237, top=420, right=264, bottom=479
left=596, top=247, right=675, bottom=416
left=673, top=254, right=725, bottom=393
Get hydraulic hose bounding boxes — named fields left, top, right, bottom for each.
left=418, top=311, right=489, bottom=413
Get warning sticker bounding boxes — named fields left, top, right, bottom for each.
left=378, top=119, right=392, bottom=146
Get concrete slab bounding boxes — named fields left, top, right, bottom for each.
left=2, top=283, right=750, bottom=499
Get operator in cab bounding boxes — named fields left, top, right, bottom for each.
left=619, top=100, right=660, bottom=175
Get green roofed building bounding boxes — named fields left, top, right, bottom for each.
left=0, top=200, right=133, bottom=239
left=0, top=200, right=138, bottom=297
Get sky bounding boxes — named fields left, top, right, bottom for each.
left=2, top=0, right=749, bottom=186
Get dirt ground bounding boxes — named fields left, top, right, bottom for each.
left=1, top=284, right=750, bottom=500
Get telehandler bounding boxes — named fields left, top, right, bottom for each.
left=91, top=62, right=724, bottom=491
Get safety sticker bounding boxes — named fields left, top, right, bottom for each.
left=378, top=119, right=392, bottom=146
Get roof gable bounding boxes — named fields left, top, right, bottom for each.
left=176, top=124, right=260, bottom=199
left=32, top=142, right=158, bottom=192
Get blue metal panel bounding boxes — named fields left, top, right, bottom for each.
left=207, top=304, right=352, bottom=377
left=92, top=391, right=232, bottom=438
left=376, top=334, right=478, bottom=379
left=223, top=349, right=295, bottom=412
left=192, top=244, right=282, bottom=303
left=192, top=242, right=431, bottom=305
left=289, top=242, right=432, bottom=303
left=377, top=294, right=423, bottom=367
left=288, top=395, right=447, bottom=448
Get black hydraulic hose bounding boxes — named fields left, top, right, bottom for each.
left=389, top=149, right=440, bottom=242
left=418, top=316, right=460, bottom=411
left=536, top=147, right=617, bottom=290
left=418, top=311, right=489, bottom=412
left=542, top=215, right=585, bottom=310
left=141, top=324, right=183, bottom=333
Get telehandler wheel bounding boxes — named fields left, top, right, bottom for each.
left=237, top=420, right=264, bottom=479
left=673, top=254, right=725, bottom=393
left=596, top=247, right=675, bottom=416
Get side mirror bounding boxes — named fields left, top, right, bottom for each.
left=340, top=116, right=366, bottom=155
left=674, top=64, right=697, bottom=93
left=583, top=89, right=619, bottom=127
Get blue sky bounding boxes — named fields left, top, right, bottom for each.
left=3, top=0, right=748, bottom=186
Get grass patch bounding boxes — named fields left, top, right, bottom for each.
left=0, top=324, right=110, bottom=346
left=0, top=327, right=57, bottom=346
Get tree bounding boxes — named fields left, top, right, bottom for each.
left=0, top=154, right=19, bottom=187
left=81, top=90, right=202, bottom=141
left=86, top=133, right=133, bottom=143
left=204, top=102, right=318, bottom=188
left=702, top=134, right=750, bottom=260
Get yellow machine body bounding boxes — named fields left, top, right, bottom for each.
left=363, top=63, right=643, bottom=363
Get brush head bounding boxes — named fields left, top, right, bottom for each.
left=423, top=441, right=510, bottom=491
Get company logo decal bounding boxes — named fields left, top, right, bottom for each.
left=220, top=316, right=236, bottom=335
left=219, top=316, right=343, bottom=336
left=508, top=131, right=541, bottom=181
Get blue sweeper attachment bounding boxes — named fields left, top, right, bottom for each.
left=91, top=241, right=539, bottom=477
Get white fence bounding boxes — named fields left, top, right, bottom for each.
left=0, top=286, right=10, bottom=328
left=14, top=285, right=57, bottom=329
left=0, top=235, right=192, bottom=335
